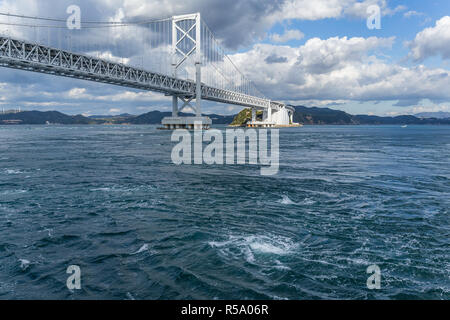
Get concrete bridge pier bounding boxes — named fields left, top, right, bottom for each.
left=161, top=93, right=211, bottom=130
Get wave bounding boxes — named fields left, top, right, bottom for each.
left=278, top=195, right=296, bottom=205
left=89, top=187, right=112, bottom=192
left=18, top=259, right=30, bottom=271
left=278, top=195, right=316, bottom=206
left=274, top=260, right=291, bottom=271
left=301, top=198, right=316, bottom=205
left=90, top=184, right=157, bottom=193
left=3, top=169, right=23, bottom=175
left=0, top=189, right=28, bottom=196
left=131, top=244, right=156, bottom=256
left=209, top=234, right=298, bottom=265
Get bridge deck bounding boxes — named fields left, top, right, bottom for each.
left=0, top=36, right=284, bottom=111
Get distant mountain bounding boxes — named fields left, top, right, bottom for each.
left=127, top=111, right=234, bottom=125
left=293, top=106, right=358, bottom=125
left=354, top=114, right=423, bottom=125
left=89, top=113, right=135, bottom=119
left=127, top=111, right=169, bottom=124
left=208, top=113, right=236, bottom=124
left=0, top=111, right=98, bottom=125
left=0, top=110, right=234, bottom=125
left=291, top=106, right=450, bottom=125
left=414, top=112, right=450, bottom=119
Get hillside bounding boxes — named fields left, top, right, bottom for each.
left=0, top=110, right=235, bottom=125
left=292, top=106, right=450, bottom=125
left=415, top=112, right=450, bottom=119
left=293, top=106, right=357, bottom=125
left=127, top=111, right=235, bottom=125
left=0, top=111, right=98, bottom=125
left=230, top=108, right=264, bottom=126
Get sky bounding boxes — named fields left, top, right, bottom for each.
left=0, top=0, right=450, bottom=116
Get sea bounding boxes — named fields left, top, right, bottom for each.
left=0, top=124, right=449, bottom=300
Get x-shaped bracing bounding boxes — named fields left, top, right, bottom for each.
left=173, top=21, right=198, bottom=69
left=178, top=95, right=199, bottom=114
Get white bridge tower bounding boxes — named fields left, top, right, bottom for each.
left=162, top=13, right=212, bottom=130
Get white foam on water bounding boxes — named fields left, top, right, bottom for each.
left=249, top=239, right=291, bottom=255
left=278, top=195, right=296, bottom=205
left=126, top=292, right=136, bottom=300
left=3, top=169, right=22, bottom=175
left=273, top=260, right=291, bottom=271
left=131, top=244, right=156, bottom=255
left=132, top=244, right=149, bottom=255
left=42, top=228, right=53, bottom=237
left=0, top=189, right=27, bottom=196
left=271, top=295, right=289, bottom=300
left=209, top=234, right=298, bottom=265
left=243, top=247, right=255, bottom=264
left=90, top=187, right=112, bottom=192
left=343, top=256, right=371, bottom=266
left=90, top=185, right=156, bottom=193
left=18, top=259, right=30, bottom=271
left=301, top=198, right=316, bottom=205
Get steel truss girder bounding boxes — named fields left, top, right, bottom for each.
left=0, top=36, right=284, bottom=111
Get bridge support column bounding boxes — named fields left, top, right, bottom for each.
left=252, top=108, right=256, bottom=123
left=196, top=62, right=202, bottom=117
left=267, top=106, right=272, bottom=123
left=172, top=96, right=178, bottom=117
left=195, top=12, right=202, bottom=118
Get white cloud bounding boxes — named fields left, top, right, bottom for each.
left=114, top=0, right=406, bottom=48
left=230, top=36, right=450, bottom=106
left=270, top=29, right=305, bottom=43
left=408, top=16, right=450, bottom=61
left=294, top=36, right=395, bottom=74
left=0, top=0, right=407, bottom=50
left=109, top=108, right=121, bottom=113
left=411, top=104, right=450, bottom=114
left=97, top=91, right=164, bottom=102
left=344, top=0, right=406, bottom=18
left=67, top=88, right=88, bottom=99
left=404, top=10, right=424, bottom=18
left=271, top=0, right=405, bottom=21
left=63, top=88, right=165, bottom=103
left=386, top=103, right=450, bottom=116
left=274, top=0, right=348, bottom=21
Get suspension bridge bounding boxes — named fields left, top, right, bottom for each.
left=0, top=12, right=296, bottom=129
